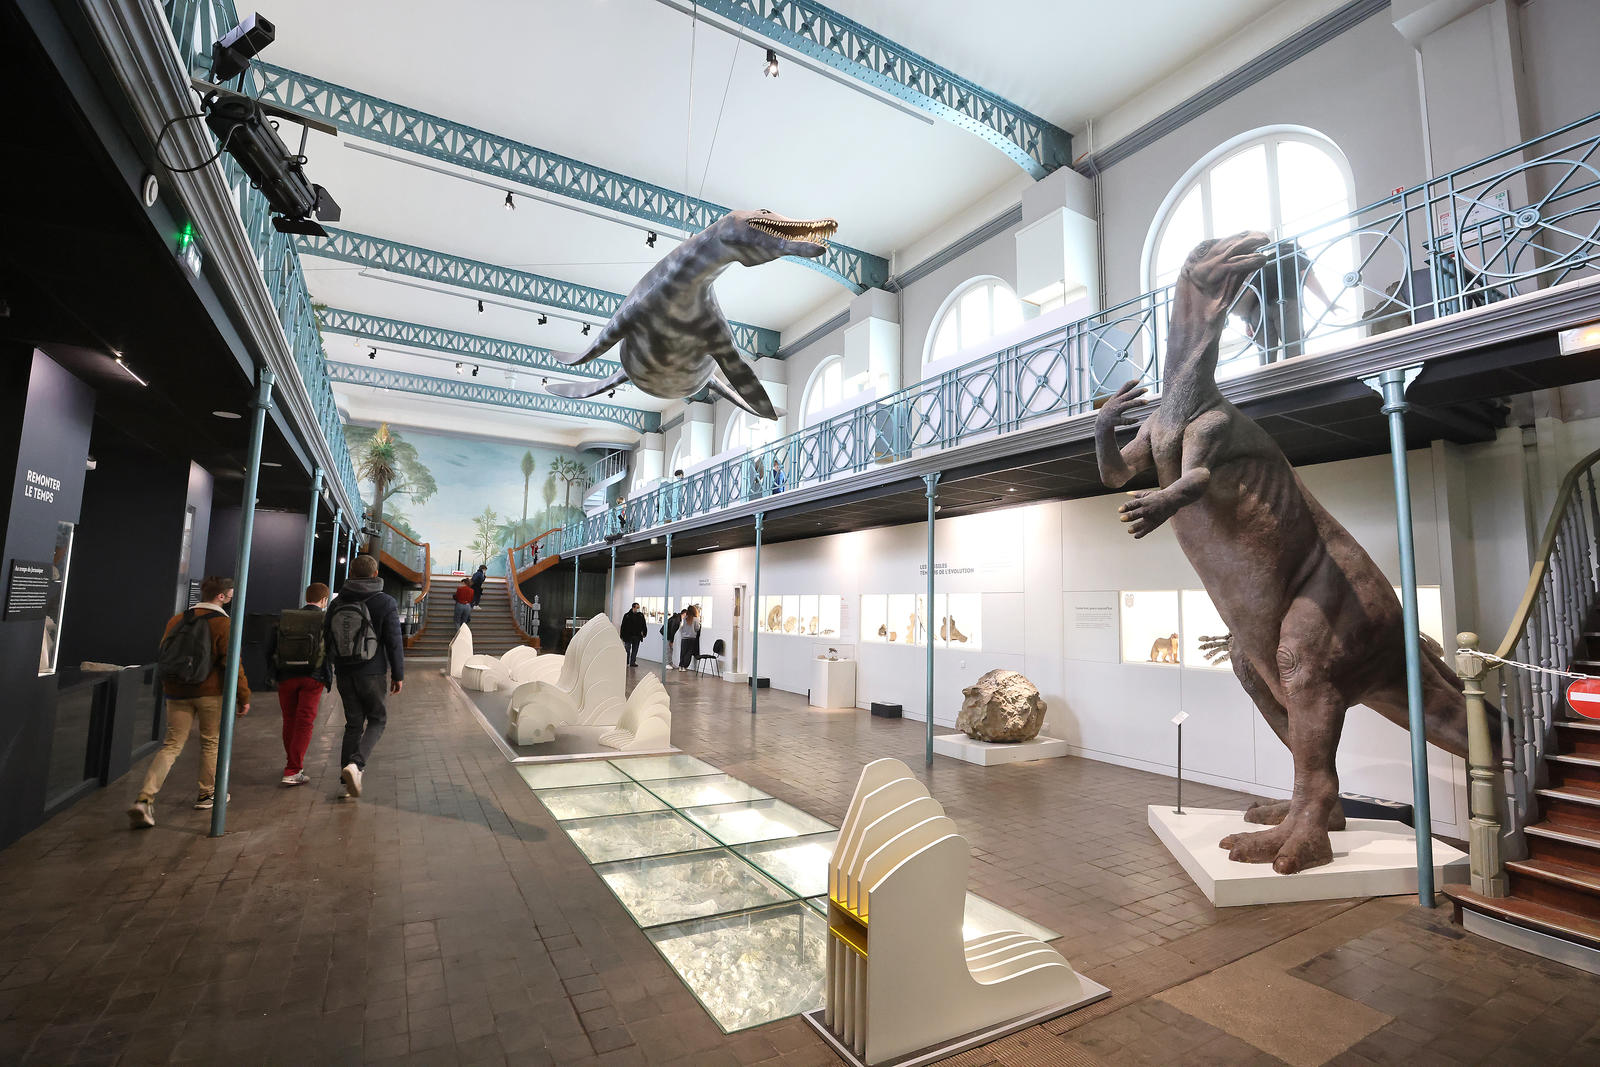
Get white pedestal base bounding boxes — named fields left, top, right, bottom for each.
left=1148, top=805, right=1469, bottom=907
left=933, top=734, right=1070, bottom=766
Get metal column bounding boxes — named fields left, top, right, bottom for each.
left=211, top=368, right=275, bottom=837
left=344, top=524, right=355, bottom=579
left=608, top=545, right=617, bottom=617
left=752, top=512, right=764, bottom=715
left=572, top=554, right=581, bottom=626
left=1366, top=367, right=1435, bottom=905
left=328, top=508, right=342, bottom=590
left=300, top=467, right=322, bottom=595
left=662, top=533, right=673, bottom=681
left=923, top=473, right=940, bottom=766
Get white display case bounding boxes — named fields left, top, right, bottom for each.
left=861, top=594, right=887, bottom=644
left=755, top=595, right=841, bottom=637
left=1120, top=590, right=1181, bottom=666
left=934, top=593, right=982, bottom=650
left=888, top=593, right=917, bottom=645
left=1180, top=589, right=1229, bottom=671
left=817, top=596, right=841, bottom=638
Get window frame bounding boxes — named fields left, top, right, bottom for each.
left=921, top=275, right=1023, bottom=375
left=799, top=354, right=846, bottom=428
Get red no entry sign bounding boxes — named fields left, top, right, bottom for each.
left=1567, top=677, right=1600, bottom=719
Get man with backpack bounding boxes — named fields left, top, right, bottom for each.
left=266, top=582, right=333, bottom=787
left=470, top=563, right=487, bottom=607
left=129, top=576, right=249, bottom=828
left=324, top=554, right=404, bottom=799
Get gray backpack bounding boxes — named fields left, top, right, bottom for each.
left=327, top=597, right=379, bottom=666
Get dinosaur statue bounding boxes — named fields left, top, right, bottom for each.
left=545, top=210, right=838, bottom=418
left=1095, top=231, right=1477, bottom=875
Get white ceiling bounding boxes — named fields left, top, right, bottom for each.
left=252, top=0, right=1292, bottom=438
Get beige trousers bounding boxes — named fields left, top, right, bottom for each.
left=138, top=695, right=222, bottom=800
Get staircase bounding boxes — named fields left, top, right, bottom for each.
left=582, top=449, right=629, bottom=514
left=407, top=577, right=530, bottom=658
left=1447, top=448, right=1600, bottom=971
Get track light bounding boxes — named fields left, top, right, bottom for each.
left=477, top=299, right=484, bottom=313
left=471, top=364, right=479, bottom=377
left=764, top=48, right=780, bottom=77
left=537, top=314, right=548, bottom=325
left=582, top=323, right=591, bottom=336
left=504, top=191, right=515, bottom=211
left=455, top=361, right=464, bottom=374
left=646, top=231, right=657, bottom=248
left=608, top=389, right=616, bottom=398
left=541, top=376, right=549, bottom=385
left=367, top=346, right=377, bottom=360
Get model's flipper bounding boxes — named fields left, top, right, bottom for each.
left=546, top=369, right=630, bottom=399
left=705, top=333, right=776, bottom=419
left=554, top=318, right=625, bottom=366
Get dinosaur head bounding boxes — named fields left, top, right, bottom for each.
left=1178, top=231, right=1272, bottom=320
left=711, top=209, right=839, bottom=267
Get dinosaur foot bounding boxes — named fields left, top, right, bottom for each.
left=1218, top=825, right=1334, bottom=874
left=1243, top=799, right=1346, bottom=830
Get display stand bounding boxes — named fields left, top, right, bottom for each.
left=811, top=659, right=856, bottom=708
left=932, top=734, right=1069, bottom=766
left=806, top=758, right=1107, bottom=1065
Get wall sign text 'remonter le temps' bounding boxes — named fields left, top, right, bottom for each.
left=22, top=469, right=61, bottom=505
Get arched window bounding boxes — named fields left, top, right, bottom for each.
left=667, top=440, right=684, bottom=477
left=1144, top=127, right=1357, bottom=376
left=723, top=410, right=780, bottom=454
left=801, top=355, right=846, bottom=427
left=924, top=277, right=1023, bottom=370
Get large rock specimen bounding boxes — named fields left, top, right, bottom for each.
left=957, top=670, right=1047, bottom=743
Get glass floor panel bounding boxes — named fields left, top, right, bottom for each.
left=610, top=754, right=721, bottom=781
left=640, top=773, right=772, bottom=808
left=734, top=832, right=838, bottom=899
left=517, top=761, right=631, bottom=791
left=559, top=810, right=719, bottom=864
left=648, top=902, right=828, bottom=1032
left=535, top=781, right=668, bottom=821
left=680, top=798, right=834, bottom=846
left=594, top=848, right=791, bottom=928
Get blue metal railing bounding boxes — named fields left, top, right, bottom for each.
left=558, top=107, right=1600, bottom=554
left=162, top=0, right=362, bottom=511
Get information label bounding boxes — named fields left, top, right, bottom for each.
left=4, top=559, right=51, bottom=621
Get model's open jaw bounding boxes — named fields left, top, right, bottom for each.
left=749, top=216, right=838, bottom=256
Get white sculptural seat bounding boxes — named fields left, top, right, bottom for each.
left=462, top=642, right=540, bottom=692
left=506, top=615, right=626, bottom=745
left=598, top=673, right=671, bottom=751
left=448, top=624, right=473, bottom=679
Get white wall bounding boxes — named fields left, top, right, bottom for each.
left=1519, top=0, right=1600, bottom=134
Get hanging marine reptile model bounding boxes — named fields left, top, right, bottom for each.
left=544, top=209, right=838, bottom=419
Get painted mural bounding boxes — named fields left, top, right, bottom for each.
left=347, top=424, right=590, bottom=577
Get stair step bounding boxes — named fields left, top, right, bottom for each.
left=1538, top=784, right=1600, bottom=808
left=1558, top=720, right=1600, bottom=732
left=1552, top=753, right=1600, bottom=769
left=1445, top=886, right=1600, bottom=950
left=1525, top=822, right=1600, bottom=851
left=1506, top=858, right=1600, bottom=898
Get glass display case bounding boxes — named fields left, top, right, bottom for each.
left=648, top=902, right=827, bottom=1032
left=594, top=848, right=791, bottom=927
left=889, top=593, right=918, bottom=644
left=535, top=781, right=669, bottom=820
left=681, top=798, right=834, bottom=846
left=638, top=596, right=667, bottom=626
left=755, top=595, right=841, bottom=637
left=817, top=596, right=841, bottom=638
left=1180, top=589, right=1230, bottom=671
left=779, top=595, right=799, bottom=635
left=934, top=593, right=982, bottom=650
left=1120, top=590, right=1182, bottom=666
left=561, top=809, right=718, bottom=863
left=861, top=594, right=887, bottom=644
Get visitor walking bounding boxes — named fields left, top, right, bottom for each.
left=267, top=582, right=333, bottom=786
left=620, top=602, right=647, bottom=667
left=663, top=607, right=685, bottom=671
left=453, top=577, right=474, bottom=631
left=128, top=576, right=249, bottom=828
left=325, top=555, right=404, bottom=799
left=678, top=604, right=702, bottom=671
left=470, top=563, right=487, bottom=606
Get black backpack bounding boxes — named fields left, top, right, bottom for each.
left=273, top=607, right=326, bottom=675
left=158, top=609, right=214, bottom=685
left=327, top=597, right=379, bottom=666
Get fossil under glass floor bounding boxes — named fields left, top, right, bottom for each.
left=524, top=758, right=1054, bottom=1033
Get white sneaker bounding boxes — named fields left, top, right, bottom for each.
left=193, top=792, right=229, bottom=810
left=282, top=771, right=310, bottom=786
left=341, top=763, right=363, bottom=798
left=128, top=799, right=155, bottom=829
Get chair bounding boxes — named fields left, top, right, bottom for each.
left=599, top=674, right=672, bottom=751
left=693, top=638, right=725, bottom=677
left=505, top=615, right=626, bottom=745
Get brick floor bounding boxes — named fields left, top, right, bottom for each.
left=0, top=664, right=1595, bottom=1065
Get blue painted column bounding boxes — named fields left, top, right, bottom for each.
left=328, top=508, right=342, bottom=590
left=344, top=524, right=355, bottom=579
left=608, top=545, right=617, bottom=617
left=300, top=467, right=322, bottom=595
left=1367, top=366, right=1434, bottom=905
left=923, top=473, right=940, bottom=766
left=662, top=534, right=673, bottom=681
left=751, top=512, right=764, bottom=714
left=572, top=554, right=581, bottom=626
left=210, top=368, right=275, bottom=836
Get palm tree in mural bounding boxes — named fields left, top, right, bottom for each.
left=549, top=456, right=587, bottom=525
left=355, top=423, right=400, bottom=553
left=540, top=472, right=558, bottom=529
left=347, top=423, right=438, bottom=550
left=520, top=450, right=536, bottom=528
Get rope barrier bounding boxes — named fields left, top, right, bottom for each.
left=1456, top=648, right=1590, bottom=681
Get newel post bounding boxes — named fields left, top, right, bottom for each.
left=1457, top=632, right=1507, bottom=897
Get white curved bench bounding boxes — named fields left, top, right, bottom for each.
left=599, top=674, right=672, bottom=751
left=506, top=615, right=625, bottom=745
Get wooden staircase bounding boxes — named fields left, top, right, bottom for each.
left=407, top=577, right=531, bottom=658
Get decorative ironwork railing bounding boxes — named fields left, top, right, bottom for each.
left=377, top=520, right=430, bottom=640
left=161, top=0, right=362, bottom=510
left=507, top=528, right=562, bottom=577
left=558, top=107, right=1600, bottom=555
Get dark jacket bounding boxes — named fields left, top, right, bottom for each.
left=160, top=606, right=250, bottom=707
left=265, top=603, right=333, bottom=689
left=664, top=614, right=682, bottom=643
left=620, top=610, right=647, bottom=643
left=325, top=576, right=404, bottom=681
left=470, top=568, right=486, bottom=593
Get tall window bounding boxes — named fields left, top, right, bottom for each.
left=925, top=277, right=1023, bottom=369
left=1145, top=128, right=1356, bottom=375
left=723, top=410, right=780, bottom=454
left=802, top=356, right=846, bottom=427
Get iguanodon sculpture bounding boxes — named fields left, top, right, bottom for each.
left=545, top=209, right=838, bottom=418
left=1095, top=231, right=1482, bottom=875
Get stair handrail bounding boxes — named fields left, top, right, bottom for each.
left=377, top=520, right=432, bottom=647
left=505, top=530, right=559, bottom=646
left=507, top=527, right=562, bottom=578
left=1465, top=443, right=1600, bottom=892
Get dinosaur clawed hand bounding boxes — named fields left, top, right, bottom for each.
left=1119, top=490, right=1173, bottom=538
left=1097, top=380, right=1149, bottom=427
left=1197, top=633, right=1232, bottom=665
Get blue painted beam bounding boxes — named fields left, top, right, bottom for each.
left=295, top=228, right=780, bottom=358
left=250, top=62, right=887, bottom=292
left=318, top=307, right=622, bottom=379
left=326, top=363, right=662, bottom=433
left=674, top=1, right=1071, bottom=178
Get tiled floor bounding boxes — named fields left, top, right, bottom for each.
left=0, top=665, right=1597, bottom=1065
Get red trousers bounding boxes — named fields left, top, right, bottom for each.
left=277, top=675, right=324, bottom=775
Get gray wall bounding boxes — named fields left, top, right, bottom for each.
left=1519, top=0, right=1600, bottom=134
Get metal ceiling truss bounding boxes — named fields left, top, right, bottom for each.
left=327, top=363, right=662, bottom=433
left=249, top=63, right=888, bottom=292
left=318, top=307, right=622, bottom=379
left=297, top=228, right=780, bottom=358
left=669, top=0, right=1072, bottom=178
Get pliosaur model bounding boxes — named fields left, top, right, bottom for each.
left=1095, top=231, right=1486, bottom=875
left=544, top=210, right=837, bottom=418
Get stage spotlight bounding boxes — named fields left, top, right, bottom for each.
left=764, top=49, right=780, bottom=77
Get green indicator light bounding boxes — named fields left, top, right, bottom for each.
left=177, top=222, right=196, bottom=251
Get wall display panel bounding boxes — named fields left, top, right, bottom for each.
left=816, top=596, right=841, bottom=638
left=889, top=594, right=918, bottom=645
left=935, top=593, right=982, bottom=650
left=861, top=594, right=887, bottom=643
left=1121, top=591, right=1181, bottom=666
left=754, top=595, right=842, bottom=637
left=798, top=595, right=818, bottom=636
left=781, top=595, right=800, bottom=635
left=639, top=597, right=667, bottom=626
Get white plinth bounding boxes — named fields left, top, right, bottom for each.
left=1148, top=805, right=1469, bottom=907
left=810, top=659, right=857, bottom=708
left=933, top=733, right=1071, bottom=766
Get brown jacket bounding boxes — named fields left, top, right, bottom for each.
left=161, top=607, right=250, bottom=708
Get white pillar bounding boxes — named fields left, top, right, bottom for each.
left=844, top=288, right=902, bottom=399
left=633, top=432, right=664, bottom=489
left=1016, top=166, right=1099, bottom=314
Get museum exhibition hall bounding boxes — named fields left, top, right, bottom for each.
left=4, top=0, right=1600, bottom=1063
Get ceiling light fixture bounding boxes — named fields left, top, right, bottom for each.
left=537, top=314, right=548, bottom=325
left=764, top=48, right=780, bottom=77
left=582, top=323, right=592, bottom=336
left=367, top=346, right=378, bottom=360
left=1559, top=322, right=1600, bottom=355
left=111, top=350, right=149, bottom=387
left=213, top=410, right=242, bottom=419
left=646, top=231, right=657, bottom=248
left=696, top=543, right=722, bottom=552
left=455, top=361, right=464, bottom=374
left=471, top=365, right=479, bottom=377
left=477, top=299, right=485, bottom=313
left=504, top=191, right=515, bottom=211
